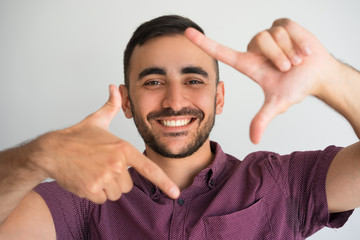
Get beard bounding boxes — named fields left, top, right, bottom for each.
left=130, top=100, right=216, bottom=159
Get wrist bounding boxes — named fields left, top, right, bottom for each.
left=312, top=54, right=342, bottom=100
left=24, top=135, right=52, bottom=182
left=312, top=57, right=360, bottom=138
left=0, top=139, right=49, bottom=191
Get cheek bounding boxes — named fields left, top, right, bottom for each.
left=132, top=91, right=162, bottom=115
left=191, top=91, right=217, bottom=113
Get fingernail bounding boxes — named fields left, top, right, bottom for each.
left=292, top=55, right=302, bottom=65
left=281, top=61, right=291, bottom=71
left=169, top=186, right=180, bottom=198
left=303, top=47, right=312, bottom=55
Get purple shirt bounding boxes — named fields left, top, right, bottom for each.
left=34, top=142, right=352, bottom=239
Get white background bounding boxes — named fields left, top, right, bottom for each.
left=1, top=0, right=359, bottom=238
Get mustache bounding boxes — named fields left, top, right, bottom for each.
left=147, top=107, right=204, bottom=121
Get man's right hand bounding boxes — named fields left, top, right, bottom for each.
left=33, top=84, right=180, bottom=203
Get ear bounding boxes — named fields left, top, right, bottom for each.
left=119, top=85, right=133, bottom=119
left=215, top=81, right=225, bottom=114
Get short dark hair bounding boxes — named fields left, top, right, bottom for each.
left=123, top=15, right=219, bottom=88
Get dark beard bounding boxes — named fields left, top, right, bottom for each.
left=130, top=101, right=215, bottom=158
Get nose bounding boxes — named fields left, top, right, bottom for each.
left=161, top=82, right=189, bottom=111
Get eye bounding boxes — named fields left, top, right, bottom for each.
left=186, top=79, right=204, bottom=85
left=144, top=80, right=162, bottom=86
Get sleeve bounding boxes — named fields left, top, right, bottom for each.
left=34, top=181, right=91, bottom=240
left=266, top=146, right=353, bottom=238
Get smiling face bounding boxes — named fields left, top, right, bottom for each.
left=121, top=34, right=224, bottom=158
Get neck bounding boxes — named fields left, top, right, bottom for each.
left=145, top=140, right=214, bottom=190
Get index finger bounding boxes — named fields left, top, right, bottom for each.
left=185, top=27, right=257, bottom=76
left=126, top=146, right=180, bottom=199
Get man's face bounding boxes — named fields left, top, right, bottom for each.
left=122, top=34, right=224, bottom=158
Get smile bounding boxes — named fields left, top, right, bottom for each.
left=158, top=118, right=193, bottom=127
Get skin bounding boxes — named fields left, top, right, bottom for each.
left=0, top=18, right=360, bottom=238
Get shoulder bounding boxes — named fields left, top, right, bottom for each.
left=0, top=190, right=56, bottom=239
left=238, top=145, right=342, bottom=170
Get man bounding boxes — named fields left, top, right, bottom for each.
left=0, top=15, right=359, bottom=239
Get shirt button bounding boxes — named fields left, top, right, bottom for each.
left=177, top=198, right=185, bottom=206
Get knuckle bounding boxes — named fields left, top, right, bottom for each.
left=246, top=41, right=253, bottom=51
left=86, top=182, right=100, bottom=195
left=255, top=31, right=270, bottom=44
left=112, top=159, right=126, bottom=173
left=283, top=18, right=294, bottom=28
left=107, top=99, right=121, bottom=112
left=102, top=171, right=113, bottom=183
left=106, top=153, right=126, bottom=171
left=272, top=18, right=291, bottom=27
left=108, top=191, right=122, bottom=201
left=122, top=181, right=134, bottom=193
left=93, top=194, right=107, bottom=204
left=113, top=140, right=131, bottom=156
left=115, top=192, right=123, bottom=200
left=271, top=26, right=287, bottom=42
left=85, top=176, right=105, bottom=195
left=84, top=182, right=107, bottom=203
left=111, top=142, right=132, bottom=166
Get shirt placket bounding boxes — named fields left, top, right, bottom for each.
left=169, top=191, right=191, bottom=240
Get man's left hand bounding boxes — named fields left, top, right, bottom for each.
left=185, top=18, right=338, bottom=144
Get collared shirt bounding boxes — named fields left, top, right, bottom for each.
left=34, top=142, right=352, bottom=239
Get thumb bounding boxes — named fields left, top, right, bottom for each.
left=250, top=98, right=288, bottom=144
left=87, top=84, right=122, bottom=129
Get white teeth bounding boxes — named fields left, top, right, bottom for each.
left=161, top=119, right=191, bottom=127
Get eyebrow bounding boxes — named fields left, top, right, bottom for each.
left=138, top=67, right=166, bottom=80
left=137, top=66, right=209, bottom=81
left=181, top=66, right=209, bottom=79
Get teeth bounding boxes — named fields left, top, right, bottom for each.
left=161, top=119, right=191, bottom=127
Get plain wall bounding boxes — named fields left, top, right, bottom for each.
left=1, top=0, right=359, bottom=238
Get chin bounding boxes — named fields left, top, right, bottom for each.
left=149, top=138, right=207, bottom=159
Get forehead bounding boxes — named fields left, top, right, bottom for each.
left=128, top=35, right=216, bottom=81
